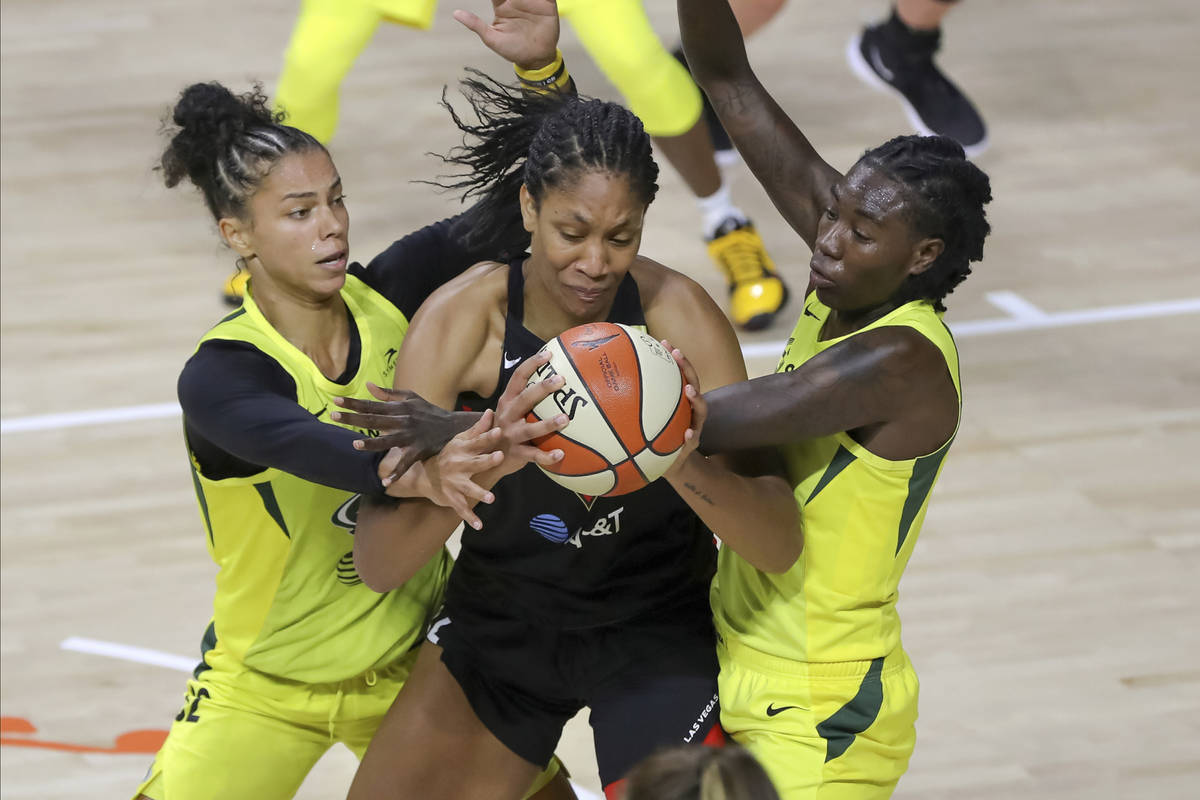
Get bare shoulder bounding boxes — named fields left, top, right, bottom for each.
left=846, top=324, right=951, bottom=378
left=630, top=256, right=726, bottom=322
left=414, top=260, right=508, bottom=321
left=396, top=261, right=509, bottom=404
left=631, top=256, right=747, bottom=389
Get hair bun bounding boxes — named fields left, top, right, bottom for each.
left=160, top=81, right=275, bottom=191
left=172, top=82, right=250, bottom=141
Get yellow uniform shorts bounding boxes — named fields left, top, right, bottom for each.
left=133, top=647, right=558, bottom=799
left=717, top=636, right=919, bottom=800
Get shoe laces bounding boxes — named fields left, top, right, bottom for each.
left=716, top=230, right=773, bottom=287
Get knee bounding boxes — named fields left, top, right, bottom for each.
left=605, top=50, right=703, bottom=137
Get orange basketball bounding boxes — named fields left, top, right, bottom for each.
left=525, top=322, right=692, bottom=497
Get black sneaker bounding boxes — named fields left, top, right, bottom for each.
left=672, top=45, right=738, bottom=166
left=847, top=12, right=988, bottom=156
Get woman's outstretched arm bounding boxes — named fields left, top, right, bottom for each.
left=677, top=0, right=841, bottom=249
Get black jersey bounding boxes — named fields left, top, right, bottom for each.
left=450, top=260, right=717, bottom=630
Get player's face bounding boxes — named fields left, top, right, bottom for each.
left=231, top=149, right=350, bottom=301
left=522, top=170, right=646, bottom=321
left=809, top=163, right=942, bottom=313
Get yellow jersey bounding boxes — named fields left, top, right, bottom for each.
left=188, top=275, right=449, bottom=684
left=713, top=293, right=960, bottom=663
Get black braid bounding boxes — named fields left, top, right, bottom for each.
left=859, top=135, right=992, bottom=312
left=433, top=70, right=659, bottom=259
left=159, top=81, right=325, bottom=221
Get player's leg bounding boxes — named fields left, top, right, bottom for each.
left=585, top=604, right=724, bottom=799
left=718, top=640, right=919, bottom=799
left=339, top=646, right=574, bottom=800
left=274, top=0, right=383, bottom=145
left=590, top=672, right=725, bottom=800
left=373, top=0, right=439, bottom=29
left=131, top=666, right=330, bottom=800
left=560, top=0, right=788, bottom=331
left=847, top=0, right=987, bottom=156
left=348, top=639, right=569, bottom=800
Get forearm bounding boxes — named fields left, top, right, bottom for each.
left=678, top=0, right=834, bottom=244
left=353, top=464, right=507, bottom=591
left=700, top=373, right=811, bottom=454
left=667, top=455, right=802, bottom=573
left=353, top=496, right=463, bottom=592
left=678, top=0, right=754, bottom=86
left=700, top=332, right=903, bottom=454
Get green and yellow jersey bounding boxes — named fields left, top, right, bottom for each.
left=188, top=274, right=449, bottom=684
left=714, top=292, right=961, bottom=664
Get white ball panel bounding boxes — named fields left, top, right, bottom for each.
left=528, top=340, right=628, bottom=464
left=626, top=327, right=682, bottom=440
left=632, top=446, right=683, bottom=484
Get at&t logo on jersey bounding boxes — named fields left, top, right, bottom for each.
left=530, top=513, right=570, bottom=543
left=528, top=508, right=625, bottom=549
left=331, top=494, right=363, bottom=585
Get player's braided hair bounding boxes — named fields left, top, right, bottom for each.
left=859, top=135, right=992, bottom=312
left=159, top=82, right=324, bottom=221
left=434, top=71, right=659, bottom=259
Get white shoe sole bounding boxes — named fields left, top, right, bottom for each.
left=845, top=32, right=989, bottom=159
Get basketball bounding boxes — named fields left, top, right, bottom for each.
left=525, top=322, right=692, bottom=497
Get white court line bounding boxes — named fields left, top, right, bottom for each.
left=60, top=636, right=196, bottom=673
left=984, top=290, right=1048, bottom=321
left=59, top=635, right=607, bottom=799
left=0, top=401, right=182, bottom=434
left=739, top=295, right=1200, bottom=359
left=5, top=296, right=1199, bottom=434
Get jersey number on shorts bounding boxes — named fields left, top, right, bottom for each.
left=175, top=687, right=210, bottom=723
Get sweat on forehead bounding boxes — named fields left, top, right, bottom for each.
left=838, top=163, right=911, bottom=220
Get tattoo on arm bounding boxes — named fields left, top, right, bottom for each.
left=683, top=481, right=716, bottom=506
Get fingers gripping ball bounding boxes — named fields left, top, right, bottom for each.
left=526, top=322, right=691, bottom=496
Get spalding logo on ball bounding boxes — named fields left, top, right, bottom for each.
left=525, top=322, right=691, bottom=497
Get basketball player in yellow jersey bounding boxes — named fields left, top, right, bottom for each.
left=134, top=8, right=575, bottom=797
left=239, top=0, right=790, bottom=331
left=677, top=0, right=993, bottom=796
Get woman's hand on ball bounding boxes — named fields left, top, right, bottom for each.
left=664, top=340, right=706, bottom=478
left=492, top=351, right=568, bottom=477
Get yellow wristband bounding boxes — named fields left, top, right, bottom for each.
left=514, top=49, right=563, bottom=82
left=514, top=49, right=571, bottom=93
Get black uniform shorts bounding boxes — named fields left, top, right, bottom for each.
left=428, top=592, right=722, bottom=786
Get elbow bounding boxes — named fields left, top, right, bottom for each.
left=355, top=553, right=402, bottom=593
left=757, top=543, right=802, bottom=574
left=757, top=517, right=804, bottom=574
left=353, top=530, right=413, bottom=593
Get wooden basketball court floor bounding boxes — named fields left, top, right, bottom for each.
left=2, top=0, right=1197, bottom=797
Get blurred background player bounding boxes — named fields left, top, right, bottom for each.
left=220, top=0, right=439, bottom=303
left=674, top=0, right=987, bottom=161
left=224, top=0, right=791, bottom=334
left=622, top=745, right=781, bottom=800
left=846, top=0, right=987, bottom=156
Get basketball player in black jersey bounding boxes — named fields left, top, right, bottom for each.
left=341, top=62, right=802, bottom=800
